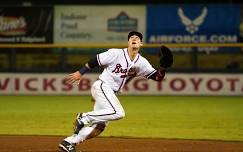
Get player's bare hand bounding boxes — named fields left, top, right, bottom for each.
left=65, top=71, right=82, bottom=85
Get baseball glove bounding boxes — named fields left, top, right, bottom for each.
left=159, top=45, right=173, bottom=68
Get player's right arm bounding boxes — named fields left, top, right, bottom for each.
left=65, top=49, right=116, bottom=85
left=65, top=57, right=99, bottom=85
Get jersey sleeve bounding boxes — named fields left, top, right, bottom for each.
left=137, top=58, right=156, bottom=78
left=97, top=49, right=117, bottom=66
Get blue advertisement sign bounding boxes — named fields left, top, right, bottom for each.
left=147, top=4, right=240, bottom=43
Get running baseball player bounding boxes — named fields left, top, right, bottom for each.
left=58, top=31, right=173, bottom=152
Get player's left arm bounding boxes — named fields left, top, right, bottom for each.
left=125, top=76, right=135, bottom=84
left=147, top=68, right=166, bottom=81
left=126, top=65, right=166, bottom=84
left=148, top=45, right=173, bottom=81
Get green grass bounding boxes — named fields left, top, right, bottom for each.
left=0, top=95, right=243, bottom=141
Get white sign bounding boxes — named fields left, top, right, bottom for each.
left=0, top=73, right=242, bottom=96
left=54, top=5, right=146, bottom=44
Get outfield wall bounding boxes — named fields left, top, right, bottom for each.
left=0, top=73, right=242, bottom=96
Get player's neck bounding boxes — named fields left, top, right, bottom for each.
left=127, top=47, right=139, bottom=61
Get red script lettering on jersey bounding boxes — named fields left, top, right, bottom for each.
left=112, top=64, right=128, bottom=78
left=112, top=64, right=127, bottom=74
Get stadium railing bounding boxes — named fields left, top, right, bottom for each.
left=0, top=43, right=242, bottom=73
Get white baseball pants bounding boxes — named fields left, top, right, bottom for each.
left=64, top=80, right=125, bottom=144
left=82, top=79, right=125, bottom=124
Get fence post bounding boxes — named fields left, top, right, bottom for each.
left=59, top=48, right=67, bottom=72
left=192, top=46, right=198, bottom=72
left=9, top=48, right=16, bottom=72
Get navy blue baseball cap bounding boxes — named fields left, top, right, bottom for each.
left=128, top=31, right=143, bottom=41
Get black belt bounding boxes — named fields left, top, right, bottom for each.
left=98, top=79, right=119, bottom=93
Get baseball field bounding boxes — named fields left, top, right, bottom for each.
left=0, top=95, right=243, bottom=151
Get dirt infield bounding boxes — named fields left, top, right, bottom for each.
left=1, top=135, right=243, bottom=152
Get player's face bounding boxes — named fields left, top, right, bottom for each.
left=128, top=35, right=142, bottom=49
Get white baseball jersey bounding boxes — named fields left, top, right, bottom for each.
left=97, top=48, right=156, bottom=92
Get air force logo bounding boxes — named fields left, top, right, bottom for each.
left=178, top=7, right=208, bottom=34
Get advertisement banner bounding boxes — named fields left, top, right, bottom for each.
left=54, top=5, right=146, bottom=44
left=147, top=4, right=240, bottom=44
left=0, top=73, right=242, bottom=96
left=0, top=6, right=53, bottom=43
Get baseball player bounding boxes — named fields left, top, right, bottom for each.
left=59, top=31, right=173, bottom=152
